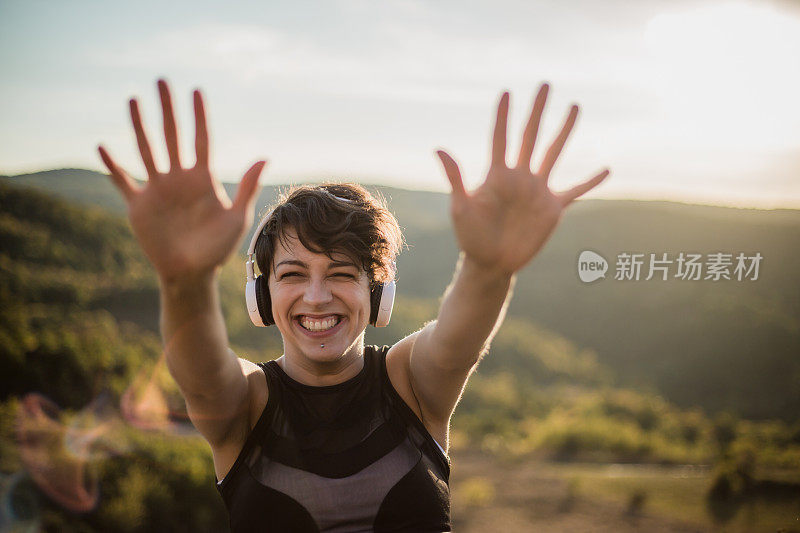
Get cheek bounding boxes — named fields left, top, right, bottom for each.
left=345, top=284, right=372, bottom=314
left=360, top=287, right=373, bottom=317
left=267, top=282, right=294, bottom=311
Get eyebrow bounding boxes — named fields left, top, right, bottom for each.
left=273, top=259, right=359, bottom=273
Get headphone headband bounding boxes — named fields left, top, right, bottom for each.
left=247, top=208, right=274, bottom=258
left=245, top=208, right=272, bottom=285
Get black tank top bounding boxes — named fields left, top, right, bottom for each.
left=215, top=345, right=451, bottom=532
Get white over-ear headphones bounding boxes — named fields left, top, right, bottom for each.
left=244, top=199, right=396, bottom=328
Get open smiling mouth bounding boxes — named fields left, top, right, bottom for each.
left=296, top=315, right=343, bottom=333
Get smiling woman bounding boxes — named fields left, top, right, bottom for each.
left=214, top=185, right=455, bottom=532
left=97, top=78, right=609, bottom=532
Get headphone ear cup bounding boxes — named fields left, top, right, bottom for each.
left=255, top=275, right=274, bottom=326
left=370, top=280, right=395, bottom=327
left=369, top=282, right=382, bottom=326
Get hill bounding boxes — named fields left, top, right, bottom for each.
left=4, top=169, right=799, bottom=421
left=2, top=179, right=799, bottom=531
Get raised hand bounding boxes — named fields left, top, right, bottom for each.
left=436, top=84, right=610, bottom=276
left=98, top=80, right=266, bottom=283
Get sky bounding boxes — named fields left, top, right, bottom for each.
left=1, top=0, right=799, bottom=209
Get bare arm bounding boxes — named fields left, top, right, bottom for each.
left=98, top=79, right=266, bottom=446
left=427, top=255, right=514, bottom=367
left=159, top=274, right=251, bottom=446
left=404, top=84, right=610, bottom=425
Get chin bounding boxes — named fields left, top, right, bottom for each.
left=319, top=336, right=368, bottom=363
left=306, top=347, right=347, bottom=363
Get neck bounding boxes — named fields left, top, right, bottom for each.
left=277, top=335, right=366, bottom=387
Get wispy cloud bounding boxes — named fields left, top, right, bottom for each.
left=2, top=0, right=799, bottom=207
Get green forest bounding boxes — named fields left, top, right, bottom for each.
left=1, top=171, right=799, bottom=531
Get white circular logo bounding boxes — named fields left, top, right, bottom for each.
left=578, top=250, right=608, bottom=283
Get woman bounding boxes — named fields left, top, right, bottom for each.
left=98, top=79, right=609, bottom=532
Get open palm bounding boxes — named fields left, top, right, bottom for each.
left=98, top=80, right=266, bottom=283
left=436, top=84, right=610, bottom=276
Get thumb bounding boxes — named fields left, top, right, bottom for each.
left=233, top=160, right=267, bottom=212
left=435, top=150, right=466, bottom=198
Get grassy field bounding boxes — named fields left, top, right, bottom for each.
left=449, top=449, right=800, bottom=532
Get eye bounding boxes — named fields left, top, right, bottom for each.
left=279, top=272, right=302, bottom=280
left=331, top=272, right=356, bottom=279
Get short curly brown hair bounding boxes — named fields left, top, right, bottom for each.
left=254, top=183, right=403, bottom=285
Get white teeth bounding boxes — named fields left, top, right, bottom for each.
left=300, top=316, right=339, bottom=332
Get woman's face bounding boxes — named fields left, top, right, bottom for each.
left=267, top=227, right=372, bottom=364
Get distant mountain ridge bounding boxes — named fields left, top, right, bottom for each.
left=3, top=169, right=799, bottom=421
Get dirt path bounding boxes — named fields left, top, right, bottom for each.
left=449, top=450, right=708, bottom=532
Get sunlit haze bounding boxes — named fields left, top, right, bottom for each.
left=1, top=0, right=799, bottom=208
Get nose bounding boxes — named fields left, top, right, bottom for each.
left=303, top=277, right=333, bottom=306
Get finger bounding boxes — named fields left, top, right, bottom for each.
left=193, top=89, right=209, bottom=170
left=538, top=104, right=579, bottom=183
left=557, top=168, right=610, bottom=207
left=158, top=79, right=181, bottom=172
left=491, top=91, right=509, bottom=168
left=516, top=83, right=549, bottom=170
left=436, top=150, right=466, bottom=198
left=233, top=160, right=267, bottom=212
left=98, top=145, right=139, bottom=202
left=129, top=98, right=159, bottom=179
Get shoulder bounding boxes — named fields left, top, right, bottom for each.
left=383, top=334, right=420, bottom=418
left=212, top=358, right=269, bottom=447
left=208, top=357, right=270, bottom=482
left=239, top=358, right=269, bottom=431
left=383, top=335, right=448, bottom=448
